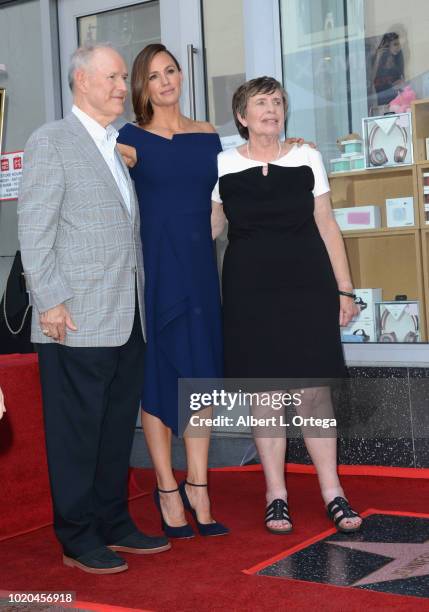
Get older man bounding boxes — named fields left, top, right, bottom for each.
left=18, top=44, right=169, bottom=574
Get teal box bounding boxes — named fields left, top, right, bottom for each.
left=331, top=157, right=350, bottom=173
left=350, top=155, right=365, bottom=170
left=341, top=139, right=362, bottom=154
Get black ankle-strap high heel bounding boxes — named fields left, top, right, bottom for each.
left=179, top=481, right=229, bottom=537
left=153, top=487, right=195, bottom=539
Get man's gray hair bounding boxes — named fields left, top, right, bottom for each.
left=68, top=42, right=115, bottom=91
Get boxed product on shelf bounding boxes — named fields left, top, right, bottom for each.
left=341, top=139, right=362, bottom=154
left=333, top=205, right=381, bottom=230
left=362, top=112, right=413, bottom=169
left=330, top=148, right=364, bottom=174
left=341, top=319, right=376, bottom=343
left=385, top=196, right=414, bottom=227
left=375, top=301, right=420, bottom=342
left=341, top=288, right=382, bottom=343
left=424, top=185, right=429, bottom=224
left=423, top=173, right=429, bottom=224
left=331, top=157, right=350, bottom=173
left=349, top=154, right=365, bottom=170
left=353, top=288, right=382, bottom=319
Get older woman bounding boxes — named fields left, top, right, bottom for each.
left=212, top=77, right=362, bottom=534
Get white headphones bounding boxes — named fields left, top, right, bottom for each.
left=368, top=122, right=408, bottom=166
left=379, top=307, right=418, bottom=342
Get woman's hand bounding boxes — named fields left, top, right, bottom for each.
left=117, top=143, right=137, bottom=168
left=286, top=137, right=317, bottom=149
left=0, top=386, right=6, bottom=420
left=339, top=295, right=359, bottom=327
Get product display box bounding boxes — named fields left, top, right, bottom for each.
left=341, top=139, right=362, bottom=154
left=375, top=301, right=420, bottom=343
left=424, top=174, right=429, bottom=224
left=331, top=154, right=364, bottom=173
left=330, top=139, right=364, bottom=174
left=363, top=112, right=413, bottom=169
left=334, top=206, right=381, bottom=231
left=385, top=196, right=415, bottom=227
left=341, top=319, right=376, bottom=343
left=341, top=288, right=382, bottom=343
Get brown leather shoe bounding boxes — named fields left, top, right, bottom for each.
left=108, top=530, right=171, bottom=554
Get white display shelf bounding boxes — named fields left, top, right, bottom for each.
left=344, top=342, right=429, bottom=367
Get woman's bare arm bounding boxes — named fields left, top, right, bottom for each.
left=117, top=143, right=137, bottom=168
left=314, top=192, right=359, bottom=326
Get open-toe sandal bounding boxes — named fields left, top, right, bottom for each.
left=265, top=499, right=293, bottom=535
left=326, top=496, right=362, bottom=533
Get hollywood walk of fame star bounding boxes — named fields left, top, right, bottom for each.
left=327, top=539, right=429, bottom=586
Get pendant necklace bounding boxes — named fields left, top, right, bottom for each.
left=247, top=140, right=282, bottom=176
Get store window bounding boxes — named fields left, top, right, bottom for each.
left=280, top=1, right=429, bottom=344
left=78, top=2, right=161, bottom=123
left=0, top=0, right=47, bottom=295
left=280, top=0, right=429, bottom=163
left=201, top=0, right=245, bottom=149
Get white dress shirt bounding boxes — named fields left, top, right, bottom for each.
left=72, top=105, right=131, bottom=213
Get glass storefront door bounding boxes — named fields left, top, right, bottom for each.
left=58, top=0, right=208, bottom=125
left=57, top=0, right=281, bottom=145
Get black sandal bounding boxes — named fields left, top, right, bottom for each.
left=265, top=499, right=293, bottom=535
left=326, top=496, right=362, bottom=533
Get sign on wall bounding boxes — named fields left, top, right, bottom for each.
left=0, top=150, right=23, bottom=201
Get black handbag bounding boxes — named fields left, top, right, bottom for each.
left=0, top=250, right=34, bottom=354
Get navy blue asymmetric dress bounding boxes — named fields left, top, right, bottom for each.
left=117, top=124, right=223, bottom=435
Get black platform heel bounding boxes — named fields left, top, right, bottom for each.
left=179, top=481, right=229, bottom=537
left=153, top=487, right=195, bottom=539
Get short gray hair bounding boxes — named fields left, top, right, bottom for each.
left=232, top=76, right=288, bottom=140
left=68, top=42, right=115, bottom=91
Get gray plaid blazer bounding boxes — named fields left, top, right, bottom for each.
left=18, top=113, right=146, bottom=347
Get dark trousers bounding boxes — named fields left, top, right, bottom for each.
left=37, top=307, right=145, bottom=557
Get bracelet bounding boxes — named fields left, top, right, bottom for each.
left=338, top=290, right=357, bottom=300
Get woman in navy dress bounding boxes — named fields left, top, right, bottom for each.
left=117, top=44, right=228, bottom=538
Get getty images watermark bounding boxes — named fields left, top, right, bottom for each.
left=188, top=389, right=337, bottom=430
left=178, top=377, right=429, bottom=439
left=176, top=379, right=342, bottom=437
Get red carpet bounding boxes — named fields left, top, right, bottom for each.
left=0, top=354, right=52, bottom=539
left=0, top=355, right=146, bottom=541
left=1, top=469, right=428, bottom=612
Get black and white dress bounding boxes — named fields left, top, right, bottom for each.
left=212, top=144, right=346, bottom=380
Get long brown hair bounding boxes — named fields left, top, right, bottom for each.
left=131, top=43, right=181, bottom=126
